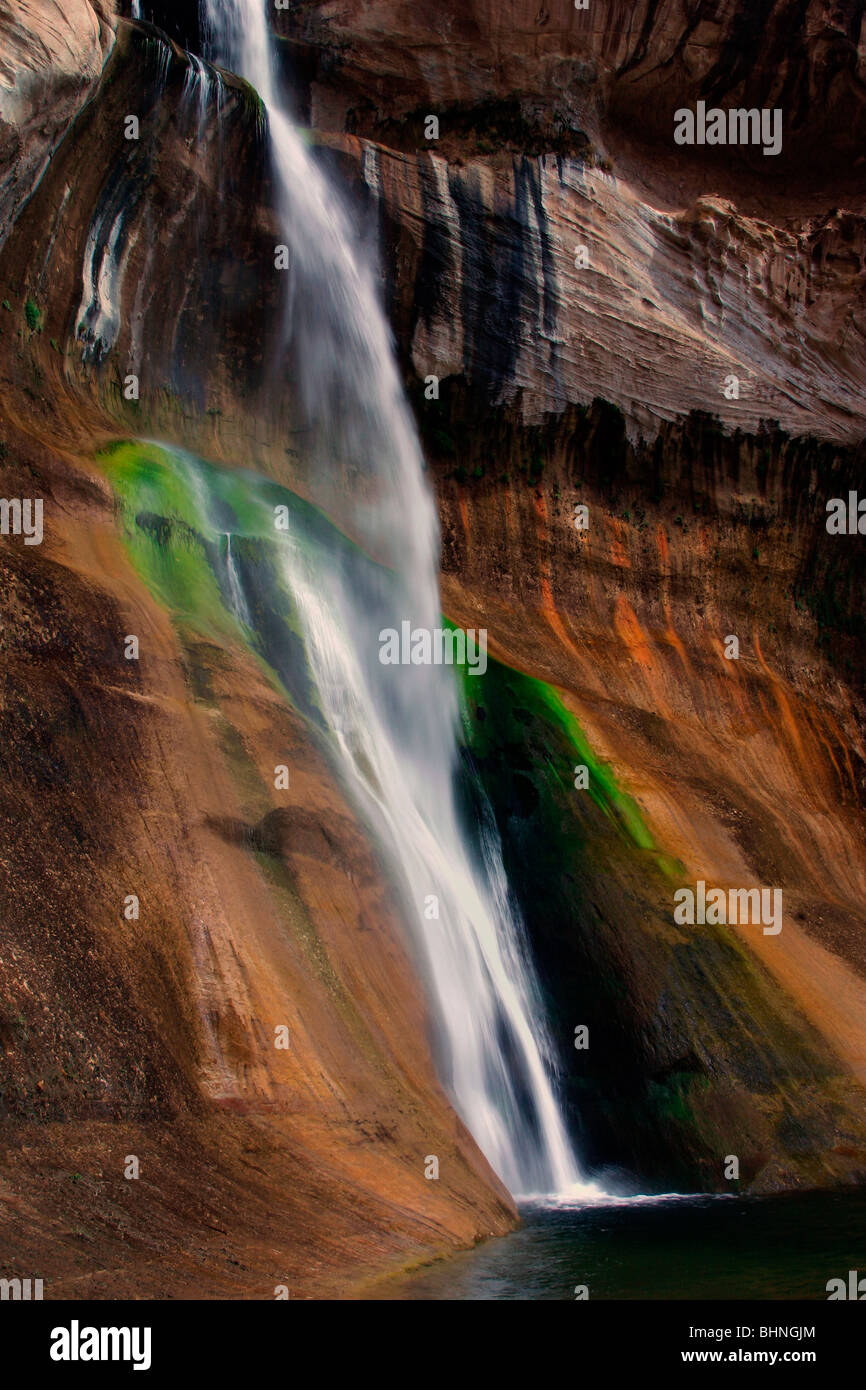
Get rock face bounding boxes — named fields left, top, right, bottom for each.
left=274, top=1, right=866, bottom=441
left=0, top=19, right=285, bottom=465
left=278, top=0, right=866, bottom=169
left=0, top=1, right=116, bottom=239
left=339, top=140, right=866, bottom=440
left=274, top=0, right=866, bottom=1191
left=0, top=422, right=515, bottom=1297
left=0, top=11, right=516, bottom=1298
left=3, top=8, right=864, bottom=496
left=427, top=398, right=866, bottom=1188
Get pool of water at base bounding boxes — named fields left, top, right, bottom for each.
left=378, top=1188, right=866, bottom=1300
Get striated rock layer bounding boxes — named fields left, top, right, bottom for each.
left=340, top=137, right=866, bottom=441
left=278, top=0, right=866, bottom=172
left=0, top=1, right=116, bottom=240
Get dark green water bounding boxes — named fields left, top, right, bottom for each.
left=380, top=1191, right=866, bottom=1300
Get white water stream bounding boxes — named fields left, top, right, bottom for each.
left=197, top=0, right=598, bottom=1197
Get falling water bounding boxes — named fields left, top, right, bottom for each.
left=223, top=532, right=250, bottom=625
left=181, top=54, right=219, bottom=141
left=197, top=0, right=597, bottom=1196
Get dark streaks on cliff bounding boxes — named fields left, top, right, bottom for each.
left=449, top=168, right=525, bottom=399
left=415, top=155, right=454, bottom=333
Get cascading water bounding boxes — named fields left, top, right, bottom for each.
left=222, top=532, right=250, bottom=626
left=195, top=0, right=598, bottom=1196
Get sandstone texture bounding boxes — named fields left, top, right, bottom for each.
left=0, top=2, right=116, bottom=239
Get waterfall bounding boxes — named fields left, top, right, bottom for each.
left=197, top=0, right=598, bottom=1197
left=223, top=532, right=250, bottom=626
left=181, top=54, right=219, bottom=141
